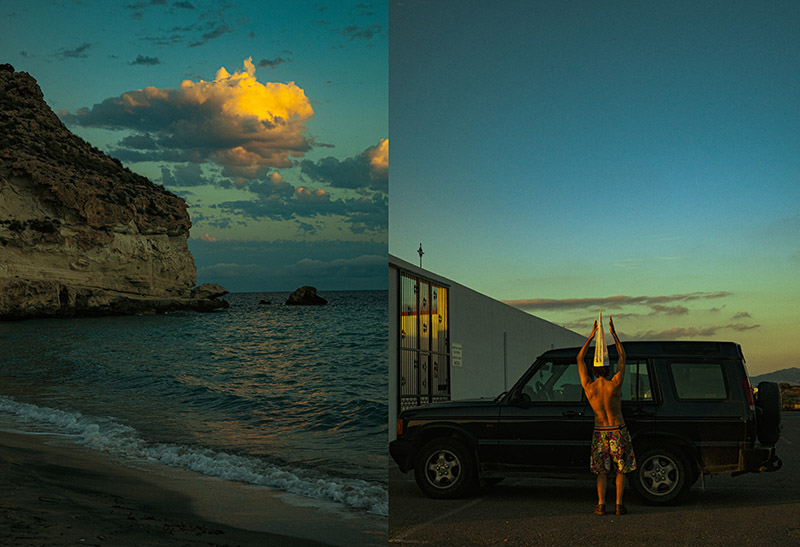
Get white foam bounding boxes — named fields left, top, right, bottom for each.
left=0, top=395, right=388, bottom=516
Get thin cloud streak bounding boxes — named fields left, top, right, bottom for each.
left=565, top=323, right=762, bottom=341
left=505, top=292, right=732, bottom=312
left=55, top=43, right=92, bottom=59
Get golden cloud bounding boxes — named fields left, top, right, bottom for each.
left=64, top=57, right=315, bottom=177
left=368, top=138, right=388, bottom=174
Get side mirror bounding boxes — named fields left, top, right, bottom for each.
left=509, top=392, right=531, bottom=408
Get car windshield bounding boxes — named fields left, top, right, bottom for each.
left=516, top=361, right=584, bottom=403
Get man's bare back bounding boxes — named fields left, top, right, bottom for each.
left=584, top=377, right=625, bottom=427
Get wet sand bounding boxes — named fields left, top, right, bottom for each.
left=0, top=427, right=386, bottom=546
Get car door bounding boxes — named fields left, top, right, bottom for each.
left=620, top=359, right=658, bottom=442
left=654, top=358, right=746, bottom=473
left=496, top=360, right=593, bottom=471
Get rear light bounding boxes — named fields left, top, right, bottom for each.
left=396, top=418, right=404, bottom=437
left=744, top=377, right=755, bottom=412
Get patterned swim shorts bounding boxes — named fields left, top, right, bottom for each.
left=591, top=425, right=637, bottom=474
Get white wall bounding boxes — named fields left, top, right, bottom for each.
left=448, top=281, right=586, bottom=399
left=389, top=255, right=586, bottom=437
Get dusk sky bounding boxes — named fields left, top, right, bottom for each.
left=2, top=0, right=387, bottom=292
left=390, top=0, right=799, bottom=375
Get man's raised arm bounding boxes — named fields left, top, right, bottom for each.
left=610, top=316, right=626, bottom=385
left=577, top=321, right=597, bottom=389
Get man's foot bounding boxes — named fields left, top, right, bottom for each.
left=593, top=503, right=605, bottom=515
left=615, top=504, right=628, bottom=515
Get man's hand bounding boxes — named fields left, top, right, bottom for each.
left=577, top=320, right=598, bottom=388
left=609, top=316, right=617, bottom=337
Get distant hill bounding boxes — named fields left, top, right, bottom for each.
left=751, top=367, right=800, bottom=386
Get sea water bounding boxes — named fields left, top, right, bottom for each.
left=0, top=290, right=388, bottom=516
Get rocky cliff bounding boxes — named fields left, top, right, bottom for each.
left=0, top=64, right=227, bottom=318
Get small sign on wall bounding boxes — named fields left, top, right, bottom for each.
left=451, top=343, right=462, bottom=367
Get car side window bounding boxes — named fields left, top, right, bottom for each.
left=621, top=360, right=654, bottom=402
left=669, top=362, right=727, bottom=400
left=520, top=362, right=584, bottom=403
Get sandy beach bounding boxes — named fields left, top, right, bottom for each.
left=0, top=424, right=387, bottom=546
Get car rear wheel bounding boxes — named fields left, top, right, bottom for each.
left=756, top=381, right=781, bottom=446
left=414, top=437, right=476, bottom=499
left=631, top=446, right=691, bottom=505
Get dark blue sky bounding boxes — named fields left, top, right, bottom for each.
left=389, top=0, right=799, bottom=373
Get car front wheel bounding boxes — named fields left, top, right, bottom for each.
left=631, top=446, right=691, bottom=505
left=414, top=437, right=476, bottom=499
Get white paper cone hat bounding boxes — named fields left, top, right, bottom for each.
left=593, top=309, right=610, bottom=368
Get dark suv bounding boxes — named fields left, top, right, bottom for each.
left=390, top=341, right=782, bottom=505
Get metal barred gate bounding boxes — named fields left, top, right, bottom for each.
left=398, top=272, right=450, bottom=412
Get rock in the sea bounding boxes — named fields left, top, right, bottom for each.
left=0, top=68, right=228, bottom=319
left=285, top=286, right=328, bottom=306
left=190, top=283, right=229, bottom=301
left=258, top=299, right=271, bottom=306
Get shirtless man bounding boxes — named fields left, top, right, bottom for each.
left=577, top=316, right=636, bottom=516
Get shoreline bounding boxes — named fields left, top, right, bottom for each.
left=0, top=424, right=387, bottom=546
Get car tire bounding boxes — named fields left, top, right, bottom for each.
left=756, top=381, right=781, bottom=446
left=631, top=446, right=691, bottom=505
left=414, top=437, right=476, bottom=499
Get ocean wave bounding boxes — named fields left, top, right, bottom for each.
left=0, top=395, right=388, bottom=516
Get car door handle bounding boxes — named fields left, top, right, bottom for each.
left=562, top=411, right=584, bottom=418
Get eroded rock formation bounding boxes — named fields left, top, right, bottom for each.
left=0, top=64, right=228, bottom=318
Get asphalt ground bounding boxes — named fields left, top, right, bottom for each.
left=389, top=413, right=800, bottom=546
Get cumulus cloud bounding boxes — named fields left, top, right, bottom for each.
left=216, top=189, right=387, bottom=232
left=62, top=58, right=315, bottom=175
left=247, top=172, right=294, bottom=199
left=119, top=134, right=159, bottom=149
left=160, top=163, right=209, bottom=187
left=198, top=141, right=389, bottom=233
left=299, top=138, right=388, bottom=193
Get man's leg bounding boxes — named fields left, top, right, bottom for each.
left=594, top=472, right=607, bottom=515
left=615, top=472, right=625, bottom=504
left=597, top=472, right=607, bottom=504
